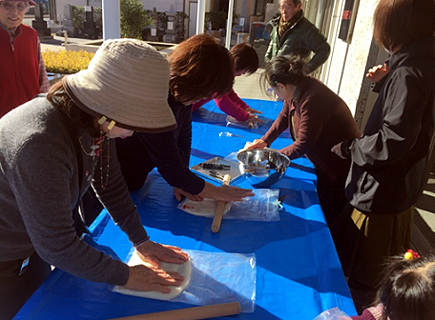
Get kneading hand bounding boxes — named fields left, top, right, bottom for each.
left=199, top=182, right=254, bottom=202
left=123, top=264, right=184, bottom=293
left=173, top=187, right=203, bottom=202
left=214, top=185, right=254, bottom=202
left=246, top=139, right=267, bottom=150
left=136, top=240, right=189, bottom=268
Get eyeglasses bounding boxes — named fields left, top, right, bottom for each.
left=0, top=2, right=29, bottom=12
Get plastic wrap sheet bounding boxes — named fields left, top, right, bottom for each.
left=313, top=307, right=351, bottom=320
left=226, top=115, right=259, bottom=129
left=171, top=250, right=256, bottom=313
left=177, top=189, right=281, bottom=221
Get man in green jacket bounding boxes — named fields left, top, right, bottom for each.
left=265, top=0, right=330, bottom=73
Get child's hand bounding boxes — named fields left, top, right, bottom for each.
left=366, top=63, right=389, bottom=83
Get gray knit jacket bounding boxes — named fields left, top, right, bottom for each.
left=0, top=96, right=148, bottom=286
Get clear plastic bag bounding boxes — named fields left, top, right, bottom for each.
left=177, top=198, right=232, bottom=218
left=177, top=189, right=281, bottom=222
left=172, top=250, right=256, bottom=313
left=226, top=115, right=259, bottom=129
left=313, top=307, right=351, bottom=320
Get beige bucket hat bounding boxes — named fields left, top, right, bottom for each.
left=63, top=38, right=176, bottom=133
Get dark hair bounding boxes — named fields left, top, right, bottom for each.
left=373, top=0, right=435, bottom=52
left=376, top=255, right=435, bottom=320
left=47, top=80, right=100, bottom=137
left=168, top=33, right=234, bottom=102
left=261, top=54, right=307, bottom=92
left=230, top=43, right=259, bottom=75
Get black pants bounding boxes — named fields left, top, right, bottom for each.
left=316, top=173, right=348, bottom=230
left=80, top=188, right=104, bottom=226
left=115, top=133, right=152, bottom=192
left=0, top=252, right=51, bottom=320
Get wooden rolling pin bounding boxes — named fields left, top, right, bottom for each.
left=108, top=302, right=241, bottom=320
left=211, top=174, right=231, bottom=233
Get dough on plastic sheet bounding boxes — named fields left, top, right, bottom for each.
left=113, top=250, right=191, bottom=301
left=179, top=198, right=231, bottom=217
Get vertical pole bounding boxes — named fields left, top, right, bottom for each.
left=225, top=0, right=234, bottom=49
left=196, top=0, right=206, bottom=35
left=102, top=0, right=121, bottom=40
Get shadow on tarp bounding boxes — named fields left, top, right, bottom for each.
left=15, top=237, right=281, bottom=320
left=128, top=172, right=354, bottom=301
left=192, top=98, right=291, bottom=139
left=190, top=148, right=222, bottom=162
left=130, top=172, right=340, bottom=282
left=289, top=161, right=317, bottom=176
left=193, top=108, right=285, bottom=138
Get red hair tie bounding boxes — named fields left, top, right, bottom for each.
left=404, top=249, right=421, bottom=261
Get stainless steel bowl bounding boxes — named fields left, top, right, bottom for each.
left=237, top=149, right=290, bottom=188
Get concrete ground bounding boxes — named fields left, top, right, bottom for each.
left=40, top=37, right=435, bottom=256
left=413, top=172, right=435, bottom=255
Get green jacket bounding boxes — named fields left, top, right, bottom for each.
left=265, top=14, right=330, bottom=73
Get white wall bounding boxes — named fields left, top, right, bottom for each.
left=321, top=0, right=377, bottom=117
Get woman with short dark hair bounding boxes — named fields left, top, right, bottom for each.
left=332, top=0, right=435, bottom=313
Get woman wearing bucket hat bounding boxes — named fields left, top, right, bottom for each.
left=0, top=0, right=50, bottom=118
left=114, top=34, right=255, bottom=205
left=0, top=39, right=188, bottom=319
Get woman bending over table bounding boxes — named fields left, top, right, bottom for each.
left=247, top=54, right=361, bottom=227
left=115, top=34, right=254, bottom=202
left=0, top=39, right=188, bottom=320
left=192, top=42, right=263, bottom=126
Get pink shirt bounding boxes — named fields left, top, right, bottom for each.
left=192, top=89, right=250, bottom=121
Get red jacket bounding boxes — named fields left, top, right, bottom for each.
left=0, top=24, right=40, bottom=118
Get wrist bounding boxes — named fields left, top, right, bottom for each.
left=340, top=140, right=352, bottom=158
left=133, top=236, right=150, bottom=249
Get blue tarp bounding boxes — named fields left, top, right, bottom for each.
left=15, top=99, right=356, bottom=319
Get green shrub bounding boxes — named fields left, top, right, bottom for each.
left=120, top=0, right=151, bottom=39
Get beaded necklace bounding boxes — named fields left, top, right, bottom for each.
left=79, top=132, right=110, bottom=189
left=99, top=137, right=110, bottom=189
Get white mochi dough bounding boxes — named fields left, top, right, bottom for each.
left=113, top=250, right=191, bottom=300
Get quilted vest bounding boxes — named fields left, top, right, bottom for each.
left=0, top=24, right=40, bottom=118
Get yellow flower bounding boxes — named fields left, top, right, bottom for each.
left=42, top=50, right=95, bottom=74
